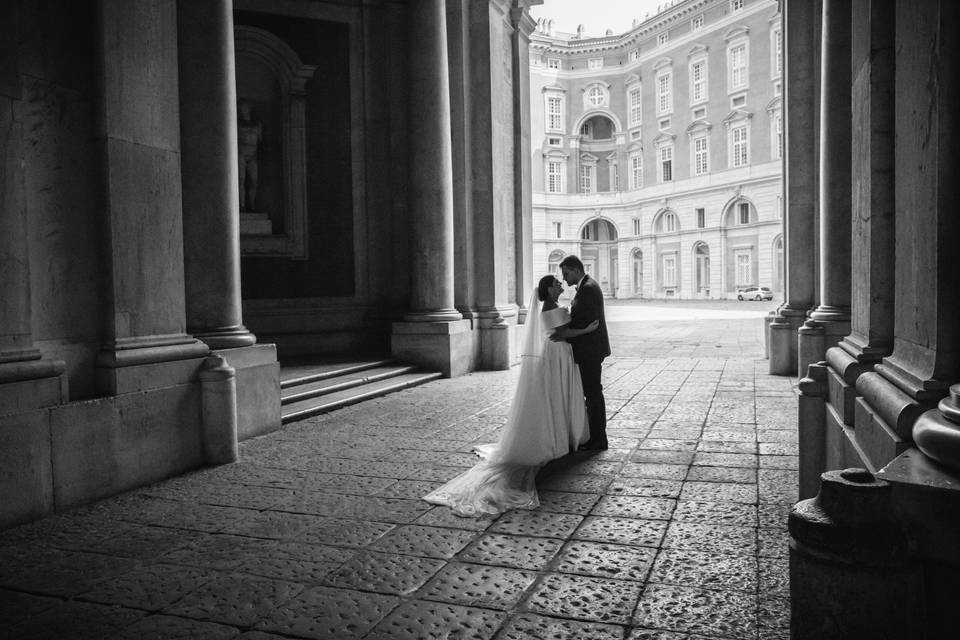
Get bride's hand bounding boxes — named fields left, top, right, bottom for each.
left=586, top=320, right=599, bottom=331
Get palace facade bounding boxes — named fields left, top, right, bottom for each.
left=530, top=0, right=782, bottom=299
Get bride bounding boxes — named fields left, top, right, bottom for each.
left=423, top=274, right=599, bottom=517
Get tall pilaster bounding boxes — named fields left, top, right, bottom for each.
left=807, top=0, right=852, bottom=336
left=405, top=0, right=459, bottom=323
left=0, top=63, right=66, bottom=414
left=94, top=0, right=208, bottom=394
left=511, top=2, right=535, bottom=323
left=177, top=0, right=255, bottom=350
left=768, top=0, right=821, bottom=375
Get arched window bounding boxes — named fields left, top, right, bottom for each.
left=658, top=211, right=679, bottom=233
left=548, top=249, right=566, bottom=276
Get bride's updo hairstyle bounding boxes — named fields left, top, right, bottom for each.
left=537, top=274, right=557, bottom=302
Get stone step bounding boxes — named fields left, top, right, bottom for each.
left=281, top=364, right=420, bottom=405
left=281, top=370, right=442, bottom=424
left=280, top=358, right=396, bottom=389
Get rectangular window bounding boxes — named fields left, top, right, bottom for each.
left=732, top=125, right=749, bottom=167
left=630, top=154, right=643, bottom=190
left=731, top=0, right=744, bottom=11
left=547, top=58, right=560, bottom=70
left=656, top=72, right=672, bottom=115
left=632, top=218, right=641, bottom=236
left=612, top=164, right=619, bottom=191
left=692, top=15, right=704, bottom=31
left=735, top=251, right=751, bottom=287
left=738, top=202, right=750, bottom=224
left=664, top=213, right=677, bottom=233
left=579, top=165, right=593, bottom=193
left=691, top=60, right=707, bottom=103
left=547, top=136, right=561, bottom=146
left=693, top=107, right=706, bottom=120
left=659, top=118, right=671, bottom=130
left=629, top=88, right=642, bottom=127
left=731, top=95, right=746, bottom=108
left=631, top=129, right=642, bottom=141
left=730, top=44, right=747, bottom=90
left=629, top=48, right=640, bottom=62
left=588, top=58, right=603, bottom=70
left=547, top=161, right=563, bottom=193
left=777, top=195, right=783, bottom=218
left=658, top=32, right=669, bottom=47
left=694, top=136, right=709, bottom=175
left=547, top=96, right=562, bottom=131
left=663, top=255, right=677, bottom=287
left=774, top=28, right=783, bottom=77
left=696, top=208, right=705, bottom=228
left=659, top=145, right=673, bottom=182
left=553, top=221, right=562, bottom=238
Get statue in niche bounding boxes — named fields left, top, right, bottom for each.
left=237, top=98, right=263, bottom=212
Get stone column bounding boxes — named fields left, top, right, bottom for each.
left=807, top=0, right=852, bottom=338
left=0, top=69, right=66, bottom=415
left=177, top=0, right=255, bottom=349
left=511, top=2, right=535, bottom=323
left=405, top=0, right=460, bottom=322
left=94, top=0, right=208, bottom=394
left=392, top=0, right=472, bottom=376
left=768, top=0, right=821, bottom=375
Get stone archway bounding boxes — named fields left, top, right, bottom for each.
left=580, top=218, right=619, bottom=296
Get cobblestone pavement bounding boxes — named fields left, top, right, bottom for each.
left=0, top=301, right=798, bottom=639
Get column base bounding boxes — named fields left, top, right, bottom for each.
left=392, top=319, right=475, bottom=377
left=96, top=335, right=210, bottom=395
left=212, top=343, right=280, bottom=440
left=192, top=325, right=257, bottom=349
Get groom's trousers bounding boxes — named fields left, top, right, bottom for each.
left=578, top=358, right=607, bottom=443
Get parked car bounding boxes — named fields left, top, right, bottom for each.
left=737, top=286, right=773, bottom=301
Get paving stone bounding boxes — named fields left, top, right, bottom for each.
left=760, top=556, right=790, bottom=598
left=365, top=600, right=505, bottom=640
left=524, top=572, right=643, bottom=624
left=336, top=496, right=433, bottom=523
left=418, top=562, right=536, bottom=610
left=7, top=600, right=145, bottom=640
left=758, top=595, right=791, bottom=640
left=164, top=572, right=301, bottom=627
left=489, top=510, right=584, bottom=538
left=573, top=516, right=668, bottom=547
left=590, top=495, right=676, bottom=520
left=672, top=500, right=758, bottom=527
left=218, top=510, right=324, bottom=539
left=536, top=490, right=602, bottom=515
left=231, top=540, right=354, bottom=583
left=662, top=522, right=757, bottom=556
left=256, top=586, right=399, bottom=639
left=376, top=479, right=444, bottom=499
left=414, top=506, right=497, bottom=531
left=79, top=563, right=212, bottom=610
left=1, top=549, right=137, bottom=598
left=692, top=452, right=758, bottom=468
left=649, top=548, right=758, bottom=593
left=0, top=588, right=61, bottom=628
left=759, top=469, right=800, bottom=503
left=236, top=631, right=293, bottom=640
left=304, top=473, right=399, bottom=495
left=268, top=492, right=352, bottom=517
left=634, top=583, right=756, bottom=637
left=620, top=462, right=688, bottom=480
left=647, top=427, right=703, bottom=441
left=759, top=454, right=799, bottom=470
left=679, top=481, right=757, bottom=504
left=701, top=428, right=756, bottom=442
left=759, top=442, right=799, bottom=456
left=696, top=439, right=757, bottom=453
left=369, top=524, right=478, bottom=558
left=538, top=473, right=613, bottom=493
left=323, top=550, right=446, bottom=596
left=626, top=628, right=713, bottom=639
left=295, top=517, right=396, bottom=547
left=404, top=463, right=477, bottom=482
left=496, top=612, right=626, bottom=640
left=757, top=429, right=798, bottom=443
left=112, top=614, right=240, bottom=639
left=685, top=465, right=757, bottom=483
left=561, top=459, right=624, bottom=476
left=457, top=533, right=563, bottom=570
left=629, top=450, right=695, bottom=465
left=641, top=438, right=700, bottom=451
left=551, top=540, right=656, bottom=581
left=607, top=477, right=684, bottom=499
left=159, top=534, right=268, bottom=570
left=758, top=527, right=789, bottom=559
left=757, top=502, right=790, bottom=530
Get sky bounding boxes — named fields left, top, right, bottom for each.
left=529, top=0, right=669, bottom=38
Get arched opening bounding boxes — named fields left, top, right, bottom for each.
left=580, top=218, right=619, bottom=296
left=579, top=114, right=616, bottom=140
left=694, top=242, right=711, bottom=297
left=547, top=249, right=566, bottom=276
left=773, top=235, right=784, bottom=293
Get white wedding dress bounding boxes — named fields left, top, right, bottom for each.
left=423, top=294, right=588, bottom=517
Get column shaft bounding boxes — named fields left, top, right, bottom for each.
left=511, top=3, right=535, bottom=320
left=406, top=0, right=459, bottom=321
left=809, top=0, right=852, bottom=323
left=178, top=0, right=255, bottom=349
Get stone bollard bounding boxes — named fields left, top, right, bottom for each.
left=768, top=315, right=795, bottom=375
left=789, top=468, right=922, bottom=640
left=797, top=319, right=825, bottom=383
left=199, top=355, right=238, bottom=464
left=797, top=361, right=827, bottom=500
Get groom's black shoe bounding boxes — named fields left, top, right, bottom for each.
left=579, top=438, right=608, bottom=451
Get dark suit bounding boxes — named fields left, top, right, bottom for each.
left=566, top=275, right=611, bottom=445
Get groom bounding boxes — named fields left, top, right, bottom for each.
left=554, top=255, right=611, bottom=450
